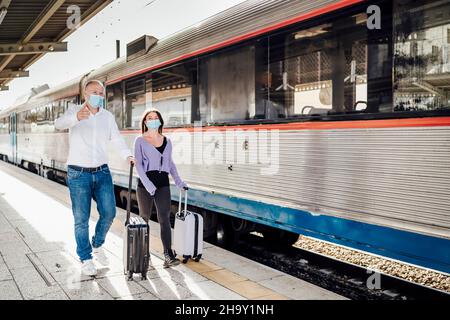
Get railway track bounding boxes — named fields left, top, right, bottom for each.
left=225, top=233, right=450, bottom=300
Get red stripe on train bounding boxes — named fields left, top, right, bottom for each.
left=106, top=0, right=364, bottom=85
left=120, top=117, right=450, bottom=134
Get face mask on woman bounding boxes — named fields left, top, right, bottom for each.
left=146, top=119, right=161, bottom=130
left=88, top=94, right=105, bottom=109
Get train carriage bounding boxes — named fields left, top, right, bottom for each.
left=0, top=0, right=449, bottom=274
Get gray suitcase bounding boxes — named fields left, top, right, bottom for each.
left=123, top=163, right=149, bottom=280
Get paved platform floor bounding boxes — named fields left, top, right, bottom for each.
left=0, top=161, right=346, bottom=300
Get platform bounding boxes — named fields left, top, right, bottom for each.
left=0, top=161, right=345, bottom=300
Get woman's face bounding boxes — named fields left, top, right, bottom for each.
left=146, top=112, right=159, bottom=122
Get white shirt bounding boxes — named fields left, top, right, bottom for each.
left=55, top=104, right=132, bottom=167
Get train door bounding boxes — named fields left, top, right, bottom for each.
left=9, top=112, right=17, bottom=164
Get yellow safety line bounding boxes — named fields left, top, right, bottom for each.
left=146, top=234, right=288, bottom=300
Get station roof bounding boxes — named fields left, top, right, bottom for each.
left=0, top=0, right=112, bottom=91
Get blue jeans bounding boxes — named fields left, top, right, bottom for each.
left=67, top=165, right=116, bottom=262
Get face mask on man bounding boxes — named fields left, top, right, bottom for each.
left=146, top=119, right=161, bottom=130
left=88, top=94, right=105, bottom=109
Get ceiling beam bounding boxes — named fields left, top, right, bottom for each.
left=0, top=0, right=66, bottom=72
left=0, top=0, right=113, bottom=89
left=0, top=0, right=11, bottom=10
left=20, top=0, right=114, bottom=73
left=412, top=80, right=446, bottom=97
left=23, top=0, right=66, bottom=43
left=0, top=69, right=29, bottom=80
left=0, top=42, right=67, bottom=56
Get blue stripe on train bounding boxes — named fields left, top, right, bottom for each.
left=170, top=186, right=450, bottom=274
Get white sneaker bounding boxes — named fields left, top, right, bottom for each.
left=93, top=246, right=109, bottom=266
left=81, top=259, right=97, bottom=276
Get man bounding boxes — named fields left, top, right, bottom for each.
left=55, top=80, right=133, bottom=276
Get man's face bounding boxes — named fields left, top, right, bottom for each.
left=85, top=82, right=105, bottom=100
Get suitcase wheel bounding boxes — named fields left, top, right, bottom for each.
left=182, top=255, right=191, bottom=264
left=194, top=255, right=202, bottom=262
left=141, top=273, right=147, bottom=281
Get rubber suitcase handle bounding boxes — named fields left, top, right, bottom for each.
left=125, top=163, right=134, bottom=226
left=178, top=189, right=188, bottom=217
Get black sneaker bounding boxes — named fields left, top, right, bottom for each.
left=163, top=249, right=180, bottom=268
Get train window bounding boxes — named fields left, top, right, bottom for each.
left=145, top=74, right=152, bottom=109
left=34, top=106, right=46, bottom=132
left=150, top=59, right=197, bottom=127
left=48, top=105, right=54, bottom=122
left=36, top=106, right=45, bottom=124
left=0, top=117, right=8, bottom=134
left=124, top=77, right=145, bottom=129
left=106, top=82, right=124, bottom=129
left=53, top=100, right=65, bottom=119
left=24, top=110, right=32, bottom=133
left=33, top=105, right=55, bottom=133
left=17, top=112, right=27, bottom=133
left=267, top=12, right=375, bottom=118
left=393, top=0, right=450, bottom=112
left=254, top=37, right=271, bottom=120
left=199, top=46, right=255, bottom=123
left=15, top=114, right=20, bottom=133
left=66, top=96, right=78, bottom=110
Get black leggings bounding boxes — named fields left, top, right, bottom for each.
left=136, top=185, right=172, bottom=252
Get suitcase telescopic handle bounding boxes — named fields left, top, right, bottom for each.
left=125, top=163, right=134, bottom=226
left=178, top=189, right=188, bottom=216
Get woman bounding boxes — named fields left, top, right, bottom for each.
left=134, top=108, right=188, bottom=268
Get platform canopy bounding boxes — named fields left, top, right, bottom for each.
left=0, top=0, right=112, bottom=91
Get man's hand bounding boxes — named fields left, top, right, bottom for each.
left=77, top=105, right=91, bottom=121
left=127, top=156, right=135, bottom=165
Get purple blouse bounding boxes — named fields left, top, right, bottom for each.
left=134, top=136, right=186, bottom=195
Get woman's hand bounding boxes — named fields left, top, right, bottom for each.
left=183, top=185, right=189, bottom=191
left=127, top=156, right=135, bottom=165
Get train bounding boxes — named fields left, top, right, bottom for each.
left=1, top=0, right=449, bottom=274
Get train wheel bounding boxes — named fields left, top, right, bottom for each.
left=202, top=210, right=218, bottom=240
left=46, top=170, right=55, bottom=181
left=216, top=215, right=239, bottom=248
left=262, top=228, right=299, bottom=246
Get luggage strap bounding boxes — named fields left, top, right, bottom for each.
left=193, top=213, right=199, bottom=257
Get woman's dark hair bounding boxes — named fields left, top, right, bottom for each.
left=141, top=108, right=164, bottom=134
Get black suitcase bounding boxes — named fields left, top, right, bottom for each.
left=123, top=163, right=149, bottom=281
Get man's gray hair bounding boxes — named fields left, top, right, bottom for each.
left=84, top=79, right=105, bottom=93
